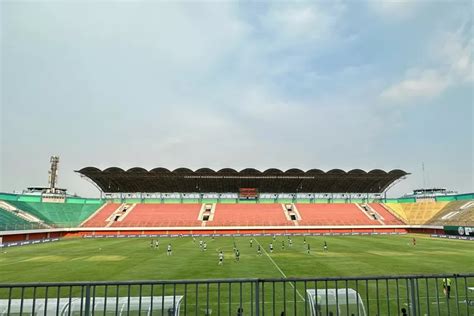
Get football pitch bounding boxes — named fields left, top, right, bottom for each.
left=1, top=234, right=473, bottom=282
left=1, top=234, right=473, bottom=315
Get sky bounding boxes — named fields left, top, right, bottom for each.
left=1, top=1, right=473, bottom=198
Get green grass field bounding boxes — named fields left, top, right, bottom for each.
left=1, top=234, right=473, bottom=315
left=1, top=234, right=473, bottom=282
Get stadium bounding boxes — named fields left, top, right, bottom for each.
left=2, top=1, right=473, bottom=315
left=0, top=158, right=473, bottom=315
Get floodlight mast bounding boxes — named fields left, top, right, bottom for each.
left=48, top=156, right=60, bottom=194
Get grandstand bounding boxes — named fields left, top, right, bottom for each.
left=0, top=167, right=472, bottom=234
left=112, top=203, right=203, bottom=227
left=208, top=203, right=292, bottom=226
left=0, top=207, right=32, bottom=230
left=3, top=195, right=472, bottom=237
left=425, top=200, right=474, bottom=226
left=384, top=201, right=449, bottom=225
left=296, top=204, right=378, bottom=226
left=81, top=203, right=121, bottom=227
left=368, top=203, right=406, bottom=225
left=5, top=200, right=102, bottom=227
left=0, top=165, right=473, bottom=316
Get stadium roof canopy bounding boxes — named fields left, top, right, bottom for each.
left=76, top=167, right=408, bottom=194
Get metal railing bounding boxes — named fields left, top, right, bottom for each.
left=0, top=274, right=473, bottom=315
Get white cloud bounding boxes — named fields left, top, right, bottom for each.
left=368, top=1, right=420, bottom=19
left=381, top=69, right=450, bottom=102
left=259, top=2, right=346, bottom=48
left=434, top=26, right=473, bottom=83
left=3, top=1, right=472, bottom=196
left=264, top=5, right=332, bottom=40
left=381, top=17, right=472, bottom=104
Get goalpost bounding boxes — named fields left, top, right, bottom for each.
left=306, top=288, right=367, bottom=316
left=0, top=296, right=183, bottom=316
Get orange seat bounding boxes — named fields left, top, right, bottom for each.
left=296, top=204, right=377, bottom=226
left=208, top=204, right=292, bottom=227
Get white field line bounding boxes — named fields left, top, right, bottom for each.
left=253, top=238, right=306, bottom=302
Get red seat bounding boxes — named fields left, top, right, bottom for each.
left=111, top=204, right=202, bottom=227
left=369, top=203, right=405, bottom=225
left=208, top=204, right=291, bottom=226
left=296, top=204, right=377, bottom=226
left=82, top=204, right=120, bottom=227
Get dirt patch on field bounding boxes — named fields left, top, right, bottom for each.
left=24, top=255, right=67, bottom=262
left=85, top=255, right=125, bottom=261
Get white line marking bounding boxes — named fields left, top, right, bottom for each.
left=253, top=238, right=306, bottom=302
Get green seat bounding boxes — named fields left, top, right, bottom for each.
left=5, top=201, right=103, bottom=227
left=0, top=207, right=32, bottom=230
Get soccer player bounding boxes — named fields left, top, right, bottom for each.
left=150, top=239, right=154, bottom=249
left=307, top=243, right=310, bottom=254
left=167, top=244, right=172, bottom=256
left=269, top=243, right=274, bottom=253
left=218, top=251, right=224, bottom=265
left=304, top=237, right=306, bottom=245
left=412, top=237, right=416, bottom=246
left=257, top=245, right=262, bottom=256
left=203, top=241, right=207, bottom=251
left=235, top=249, right=240, bottom=262
left=249, top=239, right=253, bottom=248
left=289, top=238, right=293, bottom=247
left=323, top=241, right=328, bottom=252
left=443, top=278, right=451, bottom=299
left=281, top=240, right=285, bottom=250
left=199, top=240, right=203, bottom=249
left=155, top=240, right=159, bottom=249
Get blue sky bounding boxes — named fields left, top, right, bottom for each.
left=1, top=1, right=472, bottom=197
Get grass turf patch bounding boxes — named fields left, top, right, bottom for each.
left=1, top=234, right=472, bottom=282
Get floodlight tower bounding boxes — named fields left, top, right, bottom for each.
left=48, top=156, right=60, bottom=194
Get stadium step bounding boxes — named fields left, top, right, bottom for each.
left=356, top=204, right=385, bottom=224
left=79, top=202, right=109, bottom=227
left=460, top=201, right=474, bottom=210
left=379, top=204, right=407, bottom=223
left=281, top=203, right=300, bottom=225
left=291, top=204, right=302, bottom=222
left=0, top=200, right=50, bottom=228
left=198, top=203, right=216, bottom=226
left=106, top=203, right=136, bottom=227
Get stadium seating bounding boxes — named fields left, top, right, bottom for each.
left=1, top=194, right=471, bottom=230
left=296, top=204, right=377, bottom=226
left=5, top=201, right=103, bottom=227
left=384, top=202, right=449, bottom=225
left=81, top=203, right=121, bottom=227
left=111, top=204, right=202, bottom=227
left=425, top=201, right=474, bottom=226
left=368, top=204, right=406, bottom=225
left=0, top=207, right=33, bottom=230
left=382, top=203, right=407, bottom=222
left=208, top=204, right=292, bottom=226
